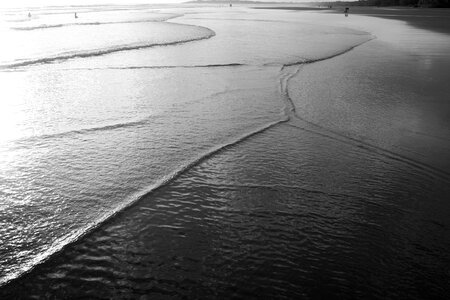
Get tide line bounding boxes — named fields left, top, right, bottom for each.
left=0, top=25, right=215, bottom=69
left=10, top=14, right=182, bottom=31
left=280, top=42, right=450, bottom=183
left=59, top=63, right=247, bottom=71
left=0, top=117, right=287, bottom=288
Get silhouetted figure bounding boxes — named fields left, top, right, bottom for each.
left=344, top=7, right=349, bottom=17
left=230, top=3, right=232, bottom=7
left=28, top=12, right=31, bottom=18
left=74, top=12, right=78, bottom=19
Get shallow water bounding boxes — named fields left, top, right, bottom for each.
left=2, top=123, right=450, bottom=299
left=286, top=14, right=450, bottom=172
left=0, top=4, right=449, bottom=299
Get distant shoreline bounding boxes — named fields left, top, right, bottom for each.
left=190, top=0, right=449, bottom=7
left=253, top=6, right=450, bottom=35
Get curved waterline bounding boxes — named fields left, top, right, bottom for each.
left=0, top=29, right=215, bottom=69
left=0, top=34, right=380, bottom=288
left=3, top=21, right=444, bottom=290
left=1, top=16, right=216, bottom=70
left=280, top=39, right=450, bottom=183
left=10, top=14, right=182, bottom=31
left=0, top=117, right=287, bottom=287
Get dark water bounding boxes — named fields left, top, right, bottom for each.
left=2, top=123, right=450, bottom=299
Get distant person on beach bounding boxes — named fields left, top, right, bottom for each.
left=230, top=3, right=232, bottom=7
left=74, top=12, right=78, bottom=19
left=28, top=12, right=31, bottom=18
left=344, top=7, right=349, bottom=17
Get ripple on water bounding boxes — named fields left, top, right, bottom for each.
left=1, top=124, right=449, bottom=299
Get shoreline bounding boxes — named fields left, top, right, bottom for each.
left=253, top=6, right=450, bottom=34
left=1, top=5, right=449, bottom=298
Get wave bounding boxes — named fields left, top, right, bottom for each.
left=282, top=37, right=376, bottom=69
left=10, top=14, right=182, bottom=31
left=1, top=82, right=251, bottom=150
left=0, top=37, right=377, bottom=287
left=5, top=18, right=32, bottom=23
left=185, top=17, right=300, bottom=23
left=12, top=24, right=66, bottom=30
left=2, top=81, right=253, bottom=150
left=279, top=43, right=450, bottom=182
left=287, top=121, right=450, bottom=181
left=62, top=63, right=246, bottom=71
left=1, top=118, right=152, bottom=151
left=0, top=117, right=287, bottom=288
left=0, top=26, right=215, bottom=69
left=3, top=22, right=445, bottom=289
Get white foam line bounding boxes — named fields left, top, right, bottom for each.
left=0, top=117, right=287, bottom=287
left=0, top=32, right=215, bottom=69
left=280, top=39, right=450, bottom=183
left=282, top=37, right=375, bottom=69
left=1, top=19, right=215, bottom=70
left=10, top=14, right=182, bottom=31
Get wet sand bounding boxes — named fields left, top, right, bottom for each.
left=254, top=6, right=450, bottom=35
left=333, top=7, right=450, bottom=35
left=254, top=5, right=450, bottom=174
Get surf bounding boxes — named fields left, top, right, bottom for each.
left=280, top=53, right=450, bottom=183
left=10, top=14, right=182, bottom=31
left=0, top=24, right=215, bottom=69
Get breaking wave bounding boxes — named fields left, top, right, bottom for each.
left=10, top=14, right=182, bottom=31
left=0, top=25, right=215, bottom=69
left=63, top=63, right=246, bottom=71
left=0, top=117, right=287, bottom=287
left=280, top=49, right=450, bottom=183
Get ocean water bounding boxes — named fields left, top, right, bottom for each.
left=0, top=4, right=449, bottom=299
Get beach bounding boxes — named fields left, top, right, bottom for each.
left=0, top=4, right=449, bottom=299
